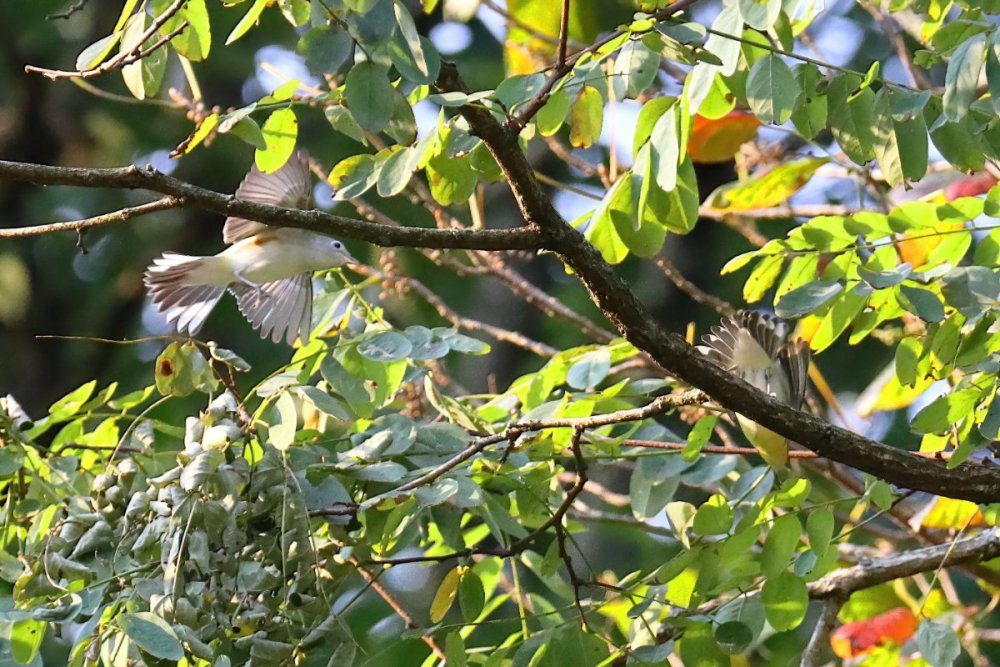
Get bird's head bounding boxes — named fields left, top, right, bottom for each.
left=324, top=237, right=359, bottom=266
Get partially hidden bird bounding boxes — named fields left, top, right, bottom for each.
left=143, top=151, right=357, bottom=345
left=696, top=311, right=810, bottom=468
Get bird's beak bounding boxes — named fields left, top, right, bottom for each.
left=343, top=249, right=360, bottom=266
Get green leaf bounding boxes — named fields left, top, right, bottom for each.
left=76, top=33, right=121, bottom=71
left=774, top=280, right=842, bottom=318
left=495, top=73, right=545, bottom=109
left=684, top=414, right=718, bottom=461
left=828, top=74, right=875, bottom=165
left=917, top=620, right=961, bottom=667
left=714, top=621, right=754, bottom=655
left=679, top=622, right=729, bottom=666
left=895, top=336, right=923, bottom=386
left=633, top=96, right=676, bottom=156
left=358, top=331, right=413, bottom=362
left=345, top=61, right=397, bottom=133
left=377, top=145, right=422, bottom=197
left=566, top=349, right=611, bottom=390
left=692, top=494, right=732, bottom=536
left=980, top=392, right=1000, bottom=439
left=806, top=508, right=834, bottom=558
left=298, top=25, right=353, bottom=75
left=809, top=283, right=870, bottom=352
left=154, top=0, right=211, bottom=59
left=744, top=254, right=784, bottom=303
left=613, top=40, right=659, bottom=99
left=898, top=284, right=945, bottom=322
left=988, top=33, right=1000, bottom=114
left=120, top=13, right=167, bottom=100
left=761, top=513, right=800, bottom=578
left=746, top=54, right=798, bottom=125
left=120, top=612, right=184, bottom=660
left=536, top=89, right=570, bottom=136
left=255, top=108, right=298, bottom=174
left=645, top=156, right=700, bottom=235
left=458, top=569, right=486, bottom=621
left=10, top=618, right=45, bottom=665
left=873, top=88, right=928, bottom=188
left=325, top=105, right=367, bottom=144
left=940, top=266, right=1000, bottom=317
left=738, top=0, right=781, bottom=31
left=650, top=104, right=679, bottom=191
left=790, top=63, right=827, bottom=140
left=270, top=391, right=299, bottom=449
left=393, top=1, right=428, bottom=79
left=569, top=85, right=604, bottom=148
left=913, top=386, right=982, bottom=434
left=944, top=34, right=986, bottom=121
left=330, top=154, right=378, bottom=199
left=155, top=342, right=217, bottom=397
left=426, top=150, right=477, bottom=205
left=226, top=0, right=269, bottom=45
left=761, top=572, right=808, bottom=631
left=858, top=263, right=912, bottom=289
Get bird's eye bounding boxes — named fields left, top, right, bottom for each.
left=334, top=241, right=342, bottom=248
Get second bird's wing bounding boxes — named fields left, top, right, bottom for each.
left=228, top=273, right=313, bottom=345
left=223, top=151, right=313, bottom=244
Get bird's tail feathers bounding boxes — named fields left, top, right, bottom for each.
left=144, top=253, right=226, bottom=335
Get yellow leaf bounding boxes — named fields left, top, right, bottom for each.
left=716, top=157, right=829, bottom=211
left=569, top=86, right=603, bottom=149
left=430, top=567, right=462, bottom=623
left=917, top=497, right=984, bottom=530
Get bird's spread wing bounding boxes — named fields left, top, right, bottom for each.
left=780, top=340, right=810, bottom=409
left=223, top=151, right=312, bottom=244
left=228, top=273, right=313, bottom=345
left=698, top=310, right=810, bottom=407
left=738, top=310, right=787, bottom=360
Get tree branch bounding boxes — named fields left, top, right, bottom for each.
left=436, top=60, right=1000, bottom=503
left=809, top=528, right=1000, bottom=600
left=0, top=197, right=183, bottom=238
left=801, top=596, right=845, bottom=667
left=0, top=160, right=542, bottom=251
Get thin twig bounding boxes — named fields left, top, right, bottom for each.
left=350, top=557, right=446, bottom=659
left=27, top=0, right=189, bottom=81
left=654, top=256, right=734, bottom=316
left=47, top=0, right=89, bottom=20
left=0, top=197, right=182, bottom=238
left=556, top=0, right=571, bottom=69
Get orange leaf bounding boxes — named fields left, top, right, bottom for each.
left=830, top=607, right=917, bottom=659
left=896, top=222, right=964, bottom=269
left=687, top=110, right=761, bottom=164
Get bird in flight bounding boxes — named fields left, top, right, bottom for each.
left=143, top=152, right=357, bottom=345
left=696, top=310, right=810, bottom=468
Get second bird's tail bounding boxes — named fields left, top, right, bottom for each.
left=143, top=253, right=227, bottom=335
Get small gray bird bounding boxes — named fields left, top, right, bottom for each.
left=696, top=311, right=810, bottom=468
left=144, top=152, right=357, bottom=345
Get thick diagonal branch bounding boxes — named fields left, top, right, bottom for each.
left=0, top=160, right=541, bottom=251
left=435, top=61, right=1000, bottom=503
